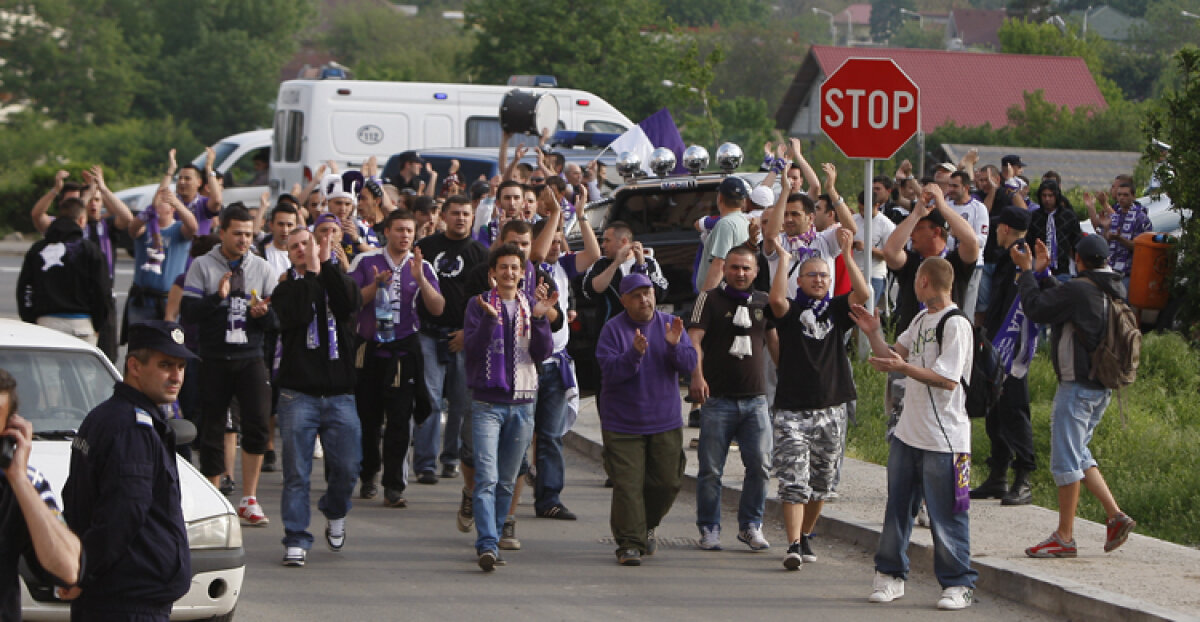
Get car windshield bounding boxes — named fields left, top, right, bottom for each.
left=0, top=348, right=117, bottom=433
left=190, top=141, right=239, bottom=171
left=609, top=188, right=718, bottom=236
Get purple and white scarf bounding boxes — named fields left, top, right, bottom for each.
left=990, top=265, right=1038, bottom=379
left=224, top=264, right=248, bottom=344
left=292, top=268, right=339, bottom=360
left=138, top=209, right=165, bottom=274
left=480, top=288, right=538, bottom=401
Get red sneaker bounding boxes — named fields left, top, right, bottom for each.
left=1025, top=532, right=1077, bottom=558
left=238, top=496, right=270, bottom=526
left=1104, top=513, right=1136, bottom=552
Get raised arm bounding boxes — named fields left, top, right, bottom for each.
left=31, top=170, right=70, bottom=233
left=203, top=146, right=223, bottom=210
left=768, top=246, right=792, bottom=318
left=575, top=196, right=603, bottom=272
left=788, top=138, right=821, bottom=199
left=822, top=162, right=856, bottom=235
left=839, top=228, right=870, bottom=306
left=929, top=184, right=978, bottom=264
left=528, top=189, right=562, bottom=264
left=762, top=171, right=790, bottom=257
left=883, top=201, right=926, bottom=270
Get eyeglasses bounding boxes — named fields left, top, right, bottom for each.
left=802, top=272, right=830, bottom=280
left=530, top=177, right=546, bottom=183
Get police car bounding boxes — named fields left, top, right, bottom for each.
left=0, top=320, right=243, bottom=621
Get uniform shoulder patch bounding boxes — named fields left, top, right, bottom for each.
left=134, top=408, right=154, bottom=427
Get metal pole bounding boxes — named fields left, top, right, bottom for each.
left=917, top=131, right=926, bottom=177
left=858, top=159, right=874, bottom=358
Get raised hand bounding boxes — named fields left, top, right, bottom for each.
left=54, top=169, right=70, bottom=192
left=205, top=146, right=216, bottom=171
left=449, top=159, right=460, bottom=174
left=837, top=226, right=854, bottom=253
left=1033, top=238, right=1050, bottom=273
left=849, top=303, right=881, bottom=334
left=822, top=162, right=838, bottom=187
left=88, top=165, right=106, bottom=190
left=1009, top=240, right=1033, bottom=272
left=476, top=294, right=499, bottom=318
left=167, top=149, right=178, bottom=176
left=632, top=328, right=648, bottom=355
left=532, top=289, right=559, bottom=319
left=218, top=272, right=232, bottom=299
left=411, top=246, right=425, bottom=280
left=664, top=315, right=684, bottom=346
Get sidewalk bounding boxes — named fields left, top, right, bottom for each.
left=565, top=394, right=1200, bottom=622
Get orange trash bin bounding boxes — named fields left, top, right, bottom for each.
left=1129, top=232, right=1174, bottom=310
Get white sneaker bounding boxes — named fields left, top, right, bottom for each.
left=237, top=496, right=270, bottom=526
left=698, top=525, right=722, bottom=550
left=326, top=518, right=346, bottom=551
left=916, top=503, right=929, bottom=528
left=936, top=586, right=974, bottom=610
left=737, top=525, right=770, bottom=551
left=313, top=437, right=324, bottom=459
left=868, top=571, right=905, bottom=603
left=281, top=546, right=306, bottom=567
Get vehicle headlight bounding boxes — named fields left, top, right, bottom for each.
left=187, top=514, right=242, bottom=549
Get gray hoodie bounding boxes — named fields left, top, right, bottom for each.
left=181, top=244, right=280, bottom=360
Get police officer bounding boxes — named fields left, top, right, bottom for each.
left=62, top=321, right=194, bottom=621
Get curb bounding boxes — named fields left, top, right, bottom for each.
left=564, top=428, right=1191, bottom=622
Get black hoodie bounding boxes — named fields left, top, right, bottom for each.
left=1017, top=268, right=1126, bottom=389
left=17, top=217, right=110, bottom=327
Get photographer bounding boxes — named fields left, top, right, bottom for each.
left=0, top=369, right=83, bottom=619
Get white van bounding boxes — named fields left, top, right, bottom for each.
left=113, top=128, right=273, bottom=214
left=269, top=79, right=633, bottom=193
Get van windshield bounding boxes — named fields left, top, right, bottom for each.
left=190, top=141, right=239, bottom=171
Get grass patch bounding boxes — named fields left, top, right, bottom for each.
left=846, top=332, right=1200, bottom=547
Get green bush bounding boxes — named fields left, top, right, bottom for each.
left=846, top=332, right=1200, bottom=546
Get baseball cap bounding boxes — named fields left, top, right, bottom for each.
left=398, top=150, right=424, bottom=166
left=313, top=213, right=341, bottom=229
left=936, top=162, right=957, bottom=173
left=718, top=177, right=749, bottom=200
left=619, top=273, right=653, bottom=296
left=1001, top=154, right=1026, bottom=168
left=469, top=180, right=491, bottom=200
left=749, top=185, right=775, bottom=209
left=994, top=205, right=1031, bottom=232
left=919, top=209, right=947, bottom=229
left=1076, top=234, right=1109, bottom=264
left=127, top=321, right=198, bottom=360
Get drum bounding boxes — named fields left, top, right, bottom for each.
left=500, top=89, right=559, bottom=136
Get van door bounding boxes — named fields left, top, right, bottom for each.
left=424, top=114, right=455, bottom=149
left=271, top=84, right=310, bottom=196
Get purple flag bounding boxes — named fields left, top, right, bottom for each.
left=638, top=108, right=689, bottom=174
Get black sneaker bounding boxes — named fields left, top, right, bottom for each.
left=417, top=470, right=438, bottom=485
left=617, top=549, right=641, bottom=566
left=783, top=541, right=803, bottom=571
left=440, top=464, right=459, bottom=479
left=535, top=504, right=578, bottom=520
left=383, top=488, right=407, bottom=508
left=262, top=449, right=277, bottom=473
left=478, top=550, right=497, bottom=572
left=359, top=481, right=378, bottom=500
left=325, top=518, right=346, bottom=551
left=800, top=534, right=818, bottom=562
left=219, top=475, right=236, bottom=496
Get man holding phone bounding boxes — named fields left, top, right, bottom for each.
left=0, top=369, right=83, bottom=620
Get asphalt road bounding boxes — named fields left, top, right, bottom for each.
left=235, top=448, right=1055, bottom=621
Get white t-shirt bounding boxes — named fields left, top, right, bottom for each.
left=765, top=227, right=841, bottom=299
left=894, top=305, right=973, bottom=454
left=263, top=244, right=290, bottom=275
left=948, top=198, right=989, bottom=266
left=853, top=212, right=896, bottom=280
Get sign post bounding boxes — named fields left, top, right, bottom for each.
left=819, top=57, right=920, bottom=357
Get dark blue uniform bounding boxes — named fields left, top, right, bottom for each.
left=62, top=382, right=190, bottom=621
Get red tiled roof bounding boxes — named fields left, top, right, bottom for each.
left=834, top=3, right=872, bottom=26
left=949, top=9, right=1008, bottom=50
left=775, top=46, right=1107, bottom=134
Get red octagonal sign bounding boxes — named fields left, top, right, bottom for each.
left=820, top=57, right=920, bottom=160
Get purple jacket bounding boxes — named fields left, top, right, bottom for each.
left=596, top=311, right=697, bottom=435
left=463, top=292, right=553, bottom=404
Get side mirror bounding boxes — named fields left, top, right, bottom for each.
left=169, top=418, right=197, bottom=446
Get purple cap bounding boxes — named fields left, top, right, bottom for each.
left=619, top=273, right=653, bottom=295
left=313, top=213, right=341, bottom=228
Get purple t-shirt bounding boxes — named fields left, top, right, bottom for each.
left=1107, top=202, right=1151, bottom=276
left=348, top=249, right=440, bottom=342
left=183, top=195, right=217, bottom=236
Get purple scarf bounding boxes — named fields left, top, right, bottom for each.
left=139, top=209, right=165, bottom=274
left=292, top=268, right=340, bottom=360
left=990, top=265, right=1037, bottom=379
left=792, top=288, right=831, bottom=318
left=480, top=288, right=536, bottom=399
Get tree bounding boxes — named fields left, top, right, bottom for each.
left=324, top=3, right=472, bottom=83
left=869, top=0, right=914, bottom=43
left=463, top=0, right=682, bottom=120
left=1144, top=47, right=1200, bottom=339
left=891, top=20, right=945, bottom=49
left=996, top=18, right=1125, bottom=104
left=658, top=0, right=768, bottom=27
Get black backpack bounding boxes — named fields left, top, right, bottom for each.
left=935, top=308, right=1006, bottom=419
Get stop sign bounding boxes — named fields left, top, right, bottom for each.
left=820, top=58, right=920, bottom=160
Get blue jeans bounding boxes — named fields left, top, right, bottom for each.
left=533, top=360, right=569, bottom=513
left=278, top=390, right=362, bottom=550
left=1049, top=382, right=1111, bottom=486
left=471, top=400, right=534, bottom=553
left=871, top=276, right=886, bottom=310
left=696, top=395, right=771, bottom=530
left=875, top=436, right=977, bottom=589
left=414, top=334, right=470, bottom=473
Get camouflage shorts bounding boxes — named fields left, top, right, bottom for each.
left=772, top=404, right=846, bottom=504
